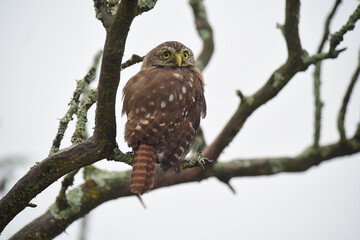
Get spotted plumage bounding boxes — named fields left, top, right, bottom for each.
left=122, top=41, right=206, bottom=195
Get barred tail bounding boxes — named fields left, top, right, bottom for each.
left=130, top=144, right=156, bottom=195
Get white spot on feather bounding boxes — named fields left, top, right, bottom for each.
left=169, top=94, right=174, bottom=101
left=161, top=101, right=166, bottom=108
left=189, top=82, right=193, bottom=87
left=182, top=86, right=187, bottom=94
left=190, top=76, right=194, bottom=82
left=140, top=119, right=149, bottom=125
left=179, top=93, right=183, bottom=100
left=173, top=73, right=181, bottom=78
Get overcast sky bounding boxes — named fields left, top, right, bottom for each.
left=1, top=1, right=360, bottom=239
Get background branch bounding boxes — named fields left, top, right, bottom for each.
left=189, top=0, right=214, bottom=71
left=329, top=3, right=360, bottom=52
left=201, top=0, right=357, bottom=162
left=313, top=0, right=342, bottom=148
left=337, top=48, right=360, bottom=141
left=48, top=51, right=101, bottom=155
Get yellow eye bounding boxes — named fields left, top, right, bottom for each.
left=183, top=51, right=189, bottom=59
left=162, top=51, right=171, bottom=59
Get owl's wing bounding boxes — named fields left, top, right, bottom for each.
left=122, top=67, right=205, bottom=171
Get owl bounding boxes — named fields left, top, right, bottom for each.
left=122, top=41, right=206, bottom=195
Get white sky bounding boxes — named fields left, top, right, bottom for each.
left=1, top=0, right=360, bottom=239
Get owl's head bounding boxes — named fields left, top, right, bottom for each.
left=141, top=41, right=195, bottom=69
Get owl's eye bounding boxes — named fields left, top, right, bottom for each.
left=183, top=51, right=189, bottom=59
left=162, top=51, right=171, bottom=59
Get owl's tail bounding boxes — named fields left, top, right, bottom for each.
left=130, top=144, right=157, bottom=195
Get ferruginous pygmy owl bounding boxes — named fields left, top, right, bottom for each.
left=122, top=41, right=206, bottom=195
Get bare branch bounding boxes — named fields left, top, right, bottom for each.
left=313, top=0, right=342, bottom=147
left=337, top=48, right=360, bottom=141
left=10, top=136, right=360, bottom=239
left=201, top=0, right=348, bottom=162
left=318, top=0, right=342, bottom=53
left=0, top=139, right=102, bottom=233
left=189, top=0, right=214, bottom=71
left=49, top=51, right=101, bottom=155
left=283, top=0, right=303, bottom=59
left=330, top=3, right=360, bottom=52
left=93, top=0, right=138, bottom=150
left=71, top=89, right=98, bottom=144
left=120, top=54, right=144, bottom=70
left=55, top=169, right=80, bottom=210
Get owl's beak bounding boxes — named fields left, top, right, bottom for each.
left=174, top=53, right=182, bottom=67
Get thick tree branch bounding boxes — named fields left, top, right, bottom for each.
left=10, top=135, right=360, bottom=239
left=93, top=0, right=138, bottom=152
left=284, top=0, right=302, bottom=60
left=0, top=139, right=103, bottom=233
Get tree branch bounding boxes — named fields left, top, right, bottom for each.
left=71, top=89, right=98, bottom=144
left=329, top=3, right=360, bottom=52
left=283, top=0, right=303, bottom=60
left=10, top=135, right=360, bottom=239
left=201, top=0, right=349, bottom=162
left=93, top=0, right=138, bottom=151
left=0, top=139, right=102, bottom=233
left=48, top=51, right=101, bottom=155
left=189, top=0, right=214, bottom=71
left=120, top=54, right=144, bottom=70
left=337, top=48, right=360, bottom=141
left=313, top=0, right=342, bottom=147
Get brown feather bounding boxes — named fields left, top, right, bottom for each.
left=130, top=144, right=156, bottom=195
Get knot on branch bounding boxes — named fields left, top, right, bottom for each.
left=236, top=90, right=254, bottom=106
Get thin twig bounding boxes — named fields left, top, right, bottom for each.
left=317, top=0, right=342, bottom=53
left=120, top=54, right=144, bottom=70
left=329, top=3, right=360, bottom=52
left=337, top=48, right=360, bottom=141
left=312, top=0, right=342, bottom=147
left=55, top=169, right=80, bottom=210
left=48, top=51, right=102, bottom=156
left=71, top=89, right=98, bottom=144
